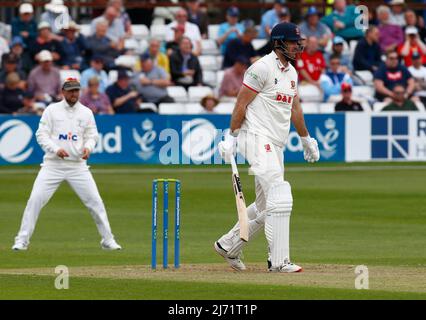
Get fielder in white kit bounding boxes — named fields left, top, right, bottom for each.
left=215, top=22, right=320, bottom=272
left=12, top=78, right=121, bottom=251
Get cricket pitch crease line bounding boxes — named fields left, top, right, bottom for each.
left=1, top=165, right=426, bottom=175
left=0, top=263, right=425, bottom=293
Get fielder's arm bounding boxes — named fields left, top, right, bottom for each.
left=230, top=85, right=258, bottom=133
left=290, top=95, right=309, bottom=138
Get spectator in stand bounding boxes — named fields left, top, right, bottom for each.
left=321, top=0, right=364, bottom=42
left=80, top=56, right=109, bottom=93
left=324, top=36, right=352, bottom=72
left=40, top=0, right=70, bottom=36
left=320, top=54, right=353, bottom=102
left=299, top=6, right=332, bottom=52
left=60, top=21, right=87, bottom=70
left=144, top=39, right=170, bottom=75
left=106, top=69, right=141, bottom=113
left=216, top=7, right=244, bottom=55
left=11, top=3, right=37, bottom=47
left=382, top=84, right=418, bottom=111
left=0, top=54, right=27, bottom=90
left=219, top=56, right=249, bottom=99
left=277, top=7, right=291, bottom=24
left=377, top=5, right=404, bottom=53
left=297, top=36, right=326, bottom=89
left=5, top=37, right=33, bottom=76
left=408, top=52, right=426, bottom=106
left=335, top=82, right=364, bottom=111
left=170, top=37, right=203, bottom=89
left=405, top=10, right=426, bottom=41
left=0, top=73, right=25, bottom=114
left=259, top=0, right=286, bottom=39
left=186, top=0, right=209, bottom=39
left=15, top=91, right=43, bottom=115
left=389, top=0, right=407, bottom=27
left=108, top=0, right=132, bottom=37
left=91, top=6, right=126, bottom=45
left=165, top=8, right=202, bottom=56
left=27, top=50, right=62, bottom=104
left=374, top=51, right=416, bottom=102
left=80, top=76, right=114, bottom=114
left=200, top=94, right=219, bottom=113
left=166, top=25, right=185, bottom=56
left=353, top=25, right=382, bottom=72
left=0, top=35, right=9, bottom=65
left=132, top=53, right=174, bottom=105
left=397, top=26, right=426, bottom=67
left=29, top=21, right=64, bottom=65
left=222, top=27, right=259, bottom=69
left=86, top=21, right=121, bottom=70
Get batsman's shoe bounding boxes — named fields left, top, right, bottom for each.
left=214, top=241, right=246, bottom=271
left=12, top=242, right=28, bottom=251
left=269, top=262, right=303, bottom=273
left=101, top=239, right=122, bottom=250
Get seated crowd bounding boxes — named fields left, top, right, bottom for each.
left=1, top=0, right=426, bottom=115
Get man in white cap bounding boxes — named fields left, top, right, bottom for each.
left=29, top=21, right=64, bottom=63
left=389, top=0, right=407, bottom=27
left=398, top=26, right=426, bottom=67
left=41, top=0, right=70, bottom=35
left=27, top=50, right=62, bottom=104
left=11, top=3, right=37, bottom=46
left=12, top=77, right=122, bottom=251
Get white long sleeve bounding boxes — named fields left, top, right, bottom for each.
left=36, top=108, right=61, bottom=155
left=83, top=112, right=99, bottom=153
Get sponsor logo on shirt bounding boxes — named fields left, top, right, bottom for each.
left=264, top=144, right=272, bottom=152
left=59, top=132, right=78, bottom=141
left=247, top=71, right=258, bottom=80
left=276, top=92, right=293, bottom=104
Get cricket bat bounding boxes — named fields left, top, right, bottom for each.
left=230, top=156, right=249, bottom=242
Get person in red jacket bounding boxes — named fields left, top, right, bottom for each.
left=296, top=36, right=326, bottom=89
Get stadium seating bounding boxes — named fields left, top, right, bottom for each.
left=301, top=103, right=319, bottom=113
left=355, top=70, right=374, bottom=86
left=299, top=84, right=323, bottom=102
left=199, top=55, right=219, bottom=71
left=352, top=85, right=375, bottom=102
left=373, top=102, right=388, bottom=112
left=252, top=39, right=268, bottom=51
left=167, top=86, right=188, bottom=102
left=319, top=103, right=336, bottom=113
left=150, top=24, right=167, bottom=41
left=79, top=24, right=91, bottom=37
left=214, top=103, right=234, bottom=114
left=201, top=39, right=220, bottom=55
left=185, top=103, right=205, bottom=114
left=139, top=102, right=158, bottom=112
left=188, top=86, right=213, bottom=102
left=159, top=103, right=186, bottom=114
left=208, top=25, right=220, bottom=40
left=108, top=70, right=118, bottom=85
left=132, top=24, right=150, bottom=40
left=202, top=70, right=217, bottom=87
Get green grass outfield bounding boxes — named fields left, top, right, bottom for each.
left=0, top=162, right=425, bottom=300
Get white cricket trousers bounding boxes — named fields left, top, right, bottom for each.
left=14, top=164, right=115, bottom=245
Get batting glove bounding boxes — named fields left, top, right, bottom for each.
left=301, top=136, right=320, bottom=163
left=218, top=130, right=237, bottom=163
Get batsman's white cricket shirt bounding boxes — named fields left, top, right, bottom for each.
left=36, top=99, right=98, bottom=165
left=241, top=51, right=298, bottom=147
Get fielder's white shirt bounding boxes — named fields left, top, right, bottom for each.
left=36, top=100, right=99, bottom=165
left=241, top=51, right=298, bottom=147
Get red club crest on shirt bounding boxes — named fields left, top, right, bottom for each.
left=291, top=81, right=296, bottom=89
left=265, top=144, right=272, bottom=152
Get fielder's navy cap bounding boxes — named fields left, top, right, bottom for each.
left=306, top=6, right=319, bottom=17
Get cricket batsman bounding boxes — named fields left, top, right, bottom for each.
left=12, top=78, right=121, bottom=251
left=214, top=22, right=320, bottom=272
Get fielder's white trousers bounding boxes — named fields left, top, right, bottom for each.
left=14, top=164, right=115, bottom=245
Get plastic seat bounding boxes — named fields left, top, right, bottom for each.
left=188, top=86, right=214, bottom=102
left=166, top=86, right=188, bottom=103
left=158, top=103, right=186, bottom=114
left=201, top=39, right=220, bottom=55
left=199, top=55, right=218, bottom=71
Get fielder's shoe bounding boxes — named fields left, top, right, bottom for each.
left=12, top=242, right=28, bottom=251
left=214, top=241, right=246, bottom=271
left=101, top=239, right=122, bottom=250
left=269, top=261, right=303, bottom=273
